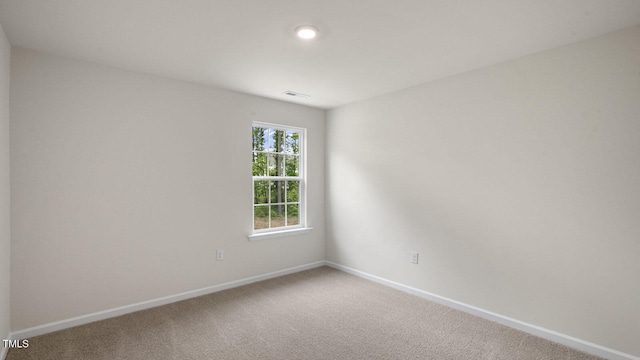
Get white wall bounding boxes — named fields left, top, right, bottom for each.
left=327, top=25, right=640, bottom=356
left=10, top=48, right=325, bottom=331
left=0, top=23, right=11, bottom=345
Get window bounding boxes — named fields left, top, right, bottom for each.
left=252, top=123, right=306, bottom=235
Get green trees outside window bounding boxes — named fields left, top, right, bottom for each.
left=252, top=125, right=302, bottom=230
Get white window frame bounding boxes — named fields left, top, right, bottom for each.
left=249, top=122, right=310, bottom=241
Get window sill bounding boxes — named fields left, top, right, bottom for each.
left=248, top=227, right=313, bottom=241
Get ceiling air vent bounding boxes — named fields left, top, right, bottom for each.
left=283, top=91, right=310, bottom=99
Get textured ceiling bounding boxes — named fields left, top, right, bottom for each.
left=1, top=0, right=640, bottom=109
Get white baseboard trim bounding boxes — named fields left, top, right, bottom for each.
left=8, top=261, right=638, bottom=360
left=10, top=261, right=326, bottom=341
left=326, top=261, right=639, bottom=360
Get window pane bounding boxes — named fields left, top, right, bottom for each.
left=278, top=154, right=286, bottom=176
left=274, top=130, right=285, bottom=153
left=285, top=155, right=299, bottom=176
left=252, top=127, right=267, bottom=152
left=254, top=205, right=269, bottom=230
left=287, top=204, right=299, bottom=226
left=252, top=152, right=267, bottom=176
left=266, top=128, right=274, bottom=152
left=267, top=129, right=286, bottom=153
left=254, top=180, right=269, bottom=204
left=268, top=154, right=285, bottom=176
left=266, top=153, right=275, bottom=174
left=270, top=205, right=285, bottom=227
left=286, top=181, right=299, bottom=202
left=285, top=131, right=299, bottom=154
left=270, top=181, right=285, bottom=204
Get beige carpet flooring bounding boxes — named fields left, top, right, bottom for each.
left=7, top=266, right=602, bottom=359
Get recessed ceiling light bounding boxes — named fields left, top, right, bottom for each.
left=295, top=25, right=318, bottom=40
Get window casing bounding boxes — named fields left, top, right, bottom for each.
left=252, top=123, right=305, bottom=234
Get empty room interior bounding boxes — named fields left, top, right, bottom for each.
left=1, top=1, right=639, bottom=359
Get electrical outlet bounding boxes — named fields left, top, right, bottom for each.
left=411, top=251, right=419, bottom=264
left=216, top=249, right=224, bottom=261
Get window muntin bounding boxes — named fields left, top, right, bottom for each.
left=252, top=124, right=304, bottom=232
